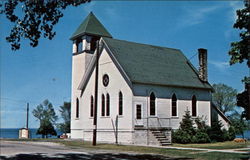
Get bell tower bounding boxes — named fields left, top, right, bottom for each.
left=70, top=12, right=112, bottom=120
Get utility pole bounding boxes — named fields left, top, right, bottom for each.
left=26, top=103, right=29, bottom=129
left=93, top=40, right=100, bottom=146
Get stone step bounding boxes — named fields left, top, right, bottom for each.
left=156, top=136, right=167, bottom=139
left=161, top=143, right=171, bottom=146
left=159, top=139, right=170, bottom=143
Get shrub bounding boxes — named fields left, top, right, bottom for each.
left=172, top=130, right=192, bottom=144
left=228, top=126, right=236, bottom=141
left=208, top=120, right=224, bottom=142
left=193, top=130, right=211, bottom=143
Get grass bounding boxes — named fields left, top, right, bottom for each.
left=173, top=141, right=250, bottom=149
left=2, top=139, right=250, bottom=160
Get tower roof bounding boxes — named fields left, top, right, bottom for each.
left=70, top=12, right=112, bottom=40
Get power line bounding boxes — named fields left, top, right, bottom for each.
left=0, top=97, right=68, bottom=107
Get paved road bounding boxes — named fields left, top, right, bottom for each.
left=0, top=140, right=180, bottom=160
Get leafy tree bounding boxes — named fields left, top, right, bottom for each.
left=0, top=0, right=90, bottom=50
left=37, top=120, right=57, bottom=138
left=228, top=0, right=250, bottom=120
left=229, top=110, right=248, bottom=139
left=33, top=99, right=58, bottom=138
left=236, top=83, right=250, bottom=120
left=57, top=102, right=71, bottom=134
left=228, top=0, right=250, bottom=68
left=212, top=83, right=237, bottom=115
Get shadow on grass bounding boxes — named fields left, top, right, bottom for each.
left=0, top=153, right=193, bottom=160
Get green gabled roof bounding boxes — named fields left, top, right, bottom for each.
left=103, top=37, right=212, bottom=90
left=70, top=12, right=112, bottom=40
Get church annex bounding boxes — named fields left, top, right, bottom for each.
left=70, top=12, right=230, bottom=145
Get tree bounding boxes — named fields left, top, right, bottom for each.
left=228, top=0, right=250, bottom=68
left=237, top=83, right=250, bottom=120
left=229, top=109, right=249, bottom=139
left=228, top=0, right=250, bottom=120
left=172, top=110, right=196, bottom=144
left=32, top=99, right=58, bottom=138
left=212, top=83, right=237, bottom=115
left=0, top=0, right=90, bottom=50
left=57, top=102, right=71, bottom=134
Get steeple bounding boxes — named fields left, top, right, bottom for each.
left=70, top=12, right=112, bottom=40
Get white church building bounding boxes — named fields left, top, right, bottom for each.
left=70, top=12, right=230, bottom=145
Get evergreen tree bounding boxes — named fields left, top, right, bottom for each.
left=179, top=110, right=195, bottom=135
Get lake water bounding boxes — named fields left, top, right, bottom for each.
left=0, top=128, right=62, bottom=139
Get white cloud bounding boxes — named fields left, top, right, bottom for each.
left=177, top=5, right=221, bottom=28
left=209, top=60, right=230, bottom=71
left=224, top=1, right=244, bottom=40
left=229, top=1, right=244, bottom=22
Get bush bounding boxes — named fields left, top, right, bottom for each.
left=172, top=130, right=192, bottom=144
left=228, top=126, right=236, bottom=141
left=208, top=121, right=224, bottom=142
left=193, top=130, right=211, bottom=143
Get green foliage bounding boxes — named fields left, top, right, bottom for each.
left=227, top=126, right=236, bottom=141
left=0, top=0, right=90, bottom=50
left=173, top=110, right=211, bottom=144
left=193, top=130, right=211, bottom=143
left=236, top=83, right=250, bottom=120
left=32, top=99, right=58, bottom=138
left=228, top=0, right=250, bottom=67
left=208, top=120, right=227, bottom=142
left=57, top=102, right=71, bottom=134
left=37, top=119, right=57, bottom=138
left=212, top=83, right=237, bottom=115
left=230, top=118, right=248, bottom=139
left=179, top=110, right=195, bottom=135
left=172, top=130, right=192, bottom=144
left=193, top=117, right=211, bottom=143
left=173, top=110, right=237, bottom=144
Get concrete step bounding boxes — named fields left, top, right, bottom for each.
left=161, top=143, right=171, bottom=146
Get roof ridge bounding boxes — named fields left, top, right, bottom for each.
left=103, top=37, right=181, bottom=52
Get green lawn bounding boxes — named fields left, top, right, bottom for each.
left=173, top=141, right=250, bottom=149
left=2, top=139, right=250, bottom=160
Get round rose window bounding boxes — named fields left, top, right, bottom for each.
left=103, top=74, right=109, bottom=87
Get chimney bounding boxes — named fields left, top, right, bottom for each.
left=198, top=48, right=207, bottom=82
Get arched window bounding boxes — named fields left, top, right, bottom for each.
left=90, top=96, right=94, bottom=117
left=101, top=94, right=105, bottom=116
left=150, top=92, right=156, bottom=116
left=172, top=94, right=177, bottom=116
left=106, top=93, right=110, bottom=116
left=119, top=91, right=123, bottom=115
left=192, top=95, right=197, bottom=117
left=76, top=98, right=79, bottom=118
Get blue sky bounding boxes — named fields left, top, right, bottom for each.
left=0, top=1, right=248, bottom=128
